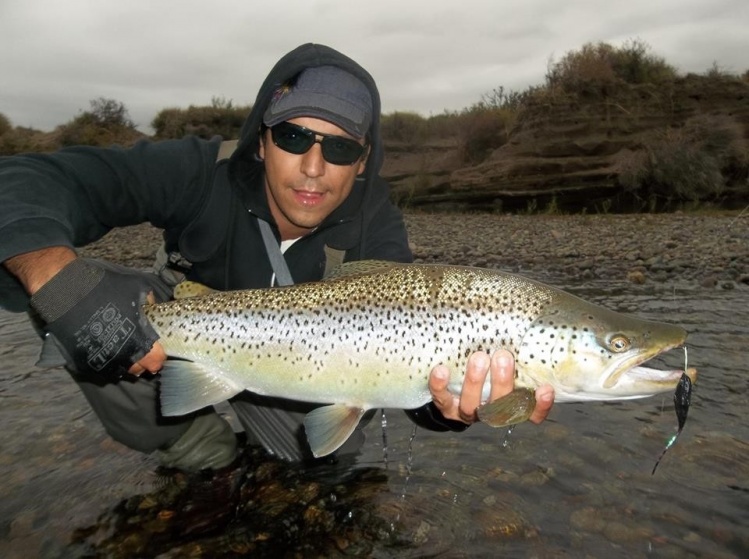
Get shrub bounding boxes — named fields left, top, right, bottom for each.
left=481, top=85, right=529, bottom=112
left=0, top=125, right=50, bottom=155
left=380, top=111, right=428, bottom=144
left=88, top=97, right=134, bottom=128
left=456, top=103, right=515, bottom=164
left=58, top=98, right=139, bottom=147
left=421, top=110, right=463, bottom=140
left=546, top=42, right=619, bottom=95
left=618, top=115, right=746, bottom=206
left=620, top=140, right=724, bottom=204
left=609, top=39, right=678, bottom=84
left=705, top=61, right=737, bottom=79
left=546, top=39, right=677, bottom=96
left=0, top=112, right=12, bottom=137
left=152, top=97, right=250, bottom=140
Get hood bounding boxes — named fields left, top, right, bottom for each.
left=228, top=43, right=384, bottom=222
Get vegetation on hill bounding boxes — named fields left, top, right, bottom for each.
left=1, top=39, right=747, bottom=211
left=151, top=96, right=251, bottom=140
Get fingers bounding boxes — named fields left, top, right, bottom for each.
left=127, top=342, right=167, bottom=376
left=428, top=364, right=460, bottom=420
left=429, top=351, right=512, bottom=424
left=429, top=349, right=556, bottom=427
left=530, top=383, right=555, bottom=424
left=489, top=350, right=555, bottom=425
left=488, top=349, right=515, bottom=401
left=457, top=351, right=490, bottom=423
left=128, top=293, right=162, bottom=377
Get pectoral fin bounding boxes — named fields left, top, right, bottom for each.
left=476, top=388, right=536, bottom=427
left=303, top=404, right=366, bottom=457
left=159, top=360, right=243, bottom=416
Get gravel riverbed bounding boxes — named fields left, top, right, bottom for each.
left=79, top=211, right=749, bottom=289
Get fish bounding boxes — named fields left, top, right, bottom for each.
left=145, top=261, right=698, bottom=458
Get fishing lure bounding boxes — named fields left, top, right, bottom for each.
left=652, top=347, right=693, bottom=474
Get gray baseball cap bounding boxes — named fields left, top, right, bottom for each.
left=263, top=65, right=373, bottom=139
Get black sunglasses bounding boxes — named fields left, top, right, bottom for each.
left=269, top=121, right=368, bottom=166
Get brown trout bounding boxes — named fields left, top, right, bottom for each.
left=146, top=261, right=697, bottom=457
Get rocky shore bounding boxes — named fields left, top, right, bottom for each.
left=79, top=211, right=749, bottom=289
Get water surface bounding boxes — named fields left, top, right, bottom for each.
left=1, top=280, right=747, bottom=557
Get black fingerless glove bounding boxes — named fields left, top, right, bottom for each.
left=30, top=259, right=160, bottom=379
left=404, top=402, right=470, bottom=433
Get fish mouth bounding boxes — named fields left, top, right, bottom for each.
left=604, top=340, right=698, bottom=396
left=625, top=365, right=698, bottom=385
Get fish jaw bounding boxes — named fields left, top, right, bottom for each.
left=607, top=365, right=698, bottom=400
left=517, top=296, right=692, bottom=403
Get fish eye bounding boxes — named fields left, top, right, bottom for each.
left=609, top=335, right=631, bottom=352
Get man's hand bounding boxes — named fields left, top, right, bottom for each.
left=127, top=296, right=167, bottom=376
left=5, top=248, right=168, bottom=379
left=429, top=349, right=554, bottom=425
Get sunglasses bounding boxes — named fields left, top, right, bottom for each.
left=269, top=121, right=368, bottom=166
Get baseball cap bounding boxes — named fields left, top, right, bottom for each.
left=263, top=65, right=373, bottom=139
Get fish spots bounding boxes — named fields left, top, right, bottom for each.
left=150, top=263, right=626, bottom=407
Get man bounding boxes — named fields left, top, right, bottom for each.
left=0, top=43, right=554, bottom=474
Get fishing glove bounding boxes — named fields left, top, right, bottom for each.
left=30, top=258, right=165, bottom=380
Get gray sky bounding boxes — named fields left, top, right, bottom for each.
left=2, top=0, right=747, bottom=133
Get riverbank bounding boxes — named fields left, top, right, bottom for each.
left=79, top=211, right=749, bottom=289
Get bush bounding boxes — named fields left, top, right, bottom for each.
left=456, top=103, right=515, bottom=164
left=0, top=125, right=51, bottom=155
left=609, top=39, right=678, bottom=84
left=0, top=114, right=29, bottom=155
left=88, top=97, right=134, bottom=128
left=422, top=110, right=462, bottom=139
left=618, top=115, right=746, bottom=206
left=0, top=112, right=12, bottom=137
left=704, top=61, right=738, bottom=79
left=620, top=141, right=724, bottom=205
left=152, top=97, right=250, bottom=140
left=58, top=98, right=139, bottom=147
left=546, top=42, right=619, bottom=95
left=481, top=85, right=530, bottom=112
left=380, top=111, right=428, bottom=144
left=546, top=39, right=677, bottom=96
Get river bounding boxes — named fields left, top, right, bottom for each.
left=1, top=278, right=747, bottom=558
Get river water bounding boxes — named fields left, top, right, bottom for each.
left=1, top=278, right=747, bottom=558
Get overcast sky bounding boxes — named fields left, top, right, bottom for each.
left=2, top=0, right=747, bottom=133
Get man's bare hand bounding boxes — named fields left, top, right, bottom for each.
left=428, top=349, right=555, bottom=425
left=127, top=342, right=166, bottom=376
left=128, top=292, right=166, bottom=376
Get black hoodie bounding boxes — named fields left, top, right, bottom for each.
left=0, top=43, right=412, bottom=309
left=174, top=43, right=413, bottom=290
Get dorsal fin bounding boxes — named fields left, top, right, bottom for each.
left=173, top=280, right=217, bottom=299
left=323, top=260, right=401, bottom=281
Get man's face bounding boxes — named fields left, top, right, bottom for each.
left=259, top=116, right=368, bottom=240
